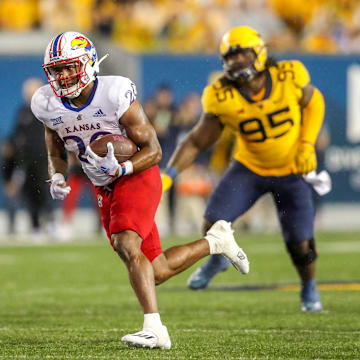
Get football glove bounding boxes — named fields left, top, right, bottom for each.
left=161, top=173, right=173, bottom=193
left=49, top=173, right=71, bottom=200
left=86, top=142, right=121, bottom=177
left=295, top=142, right=317, bottom=174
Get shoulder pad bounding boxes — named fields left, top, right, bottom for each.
left=277, top=60, right=310, bottom=88
left=201, top=83, right=218, bottom=114
left=201, top=76, right=234, bottom=114
left=104, top=76, right=137, bottom=119
left=30, top=85, right=53, bottom=123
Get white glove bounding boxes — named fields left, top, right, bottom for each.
left=303, top=170, right=332, bottom=196
left=49, top=173, right=71, bottom=200
left=86, top=142, right=121, bottom=177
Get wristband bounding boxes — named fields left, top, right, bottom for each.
left=51, top=173, right=66, bottom=183
left=120, top=160, right=133, bottom=176
left=165, top=166, right=178, bottom=181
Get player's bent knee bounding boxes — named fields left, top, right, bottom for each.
left=152, top=254, right=172, bottom=285
left=154, top=271, right=168, bottom=285
left=286, top=239, right=318, bottom=266
left=112, top=231, right=143, bottom=264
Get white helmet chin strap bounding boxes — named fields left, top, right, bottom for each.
left=64, top=53, right=109, bottom=99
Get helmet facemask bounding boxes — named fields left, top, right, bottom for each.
left=222, top=47, right=259, bottom=83
left=43, top=54, right=94, bottom=99
left=219, top=26, right=267, bottom=84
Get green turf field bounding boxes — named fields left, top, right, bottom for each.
left=0, top=231, right=359, bottom=359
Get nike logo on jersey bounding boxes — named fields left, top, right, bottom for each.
left=93, top=109, right=106, bottom=117
left=51, top=116, right=63, bottom=126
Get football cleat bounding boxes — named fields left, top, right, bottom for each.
left=205, top=220, right=249, bottom=274
left=187, top=255, right=230, bottom=290
left=300, top=279, right=323, bottom=312
left=121, top=325, right=171, bottom=349
left=301, top=300, right=323, bottom=312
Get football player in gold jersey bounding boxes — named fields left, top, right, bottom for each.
left=162, top=26, right=325, bottom=312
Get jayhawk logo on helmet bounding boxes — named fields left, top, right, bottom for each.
left=220, top=26, right=267, bottom=81
left=71, top=36, right=93, bottom=51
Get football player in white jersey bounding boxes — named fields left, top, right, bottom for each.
left=31, top=31, right=250, bottom=350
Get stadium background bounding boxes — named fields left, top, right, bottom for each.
left=0, top=0, right=360, bottom=236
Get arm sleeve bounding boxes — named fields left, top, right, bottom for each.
left=300, top=87, right=325, bottom=145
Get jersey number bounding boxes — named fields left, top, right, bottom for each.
left=63, top=131, right=112, bottom=163
left=213, top=82, right=234, bottom=103
left=239, top=107, right=294, bottom=142
left=125, top=83, right=137, bottom=106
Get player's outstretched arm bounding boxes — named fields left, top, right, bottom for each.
left=120, top=100, right=162, bottom=173
left=44, top=125, right=71, bottom=200
left=295, top=84, right=325, bottom=174
left=162, top=112, right=223, bottom=192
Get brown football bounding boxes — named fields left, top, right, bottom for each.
left=89, top=134, right=138, bottom=162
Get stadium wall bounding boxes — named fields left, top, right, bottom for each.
left=0, top=50, right=359, bottom=208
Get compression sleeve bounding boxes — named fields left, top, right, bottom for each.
left=300, top=87, right=325, bottom=145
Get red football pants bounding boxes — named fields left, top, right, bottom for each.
left=94, top=166, right=162, bottom=262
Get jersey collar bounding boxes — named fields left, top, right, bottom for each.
left=236, top=69, right=272, bottom=104
left=61, top=78, right=98, bottom=112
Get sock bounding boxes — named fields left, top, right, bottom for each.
left=143, top=313, right=162, bottom=331
left=302, top=278, right=316, bottom=290
left=301, top=279, right=320, bottom=302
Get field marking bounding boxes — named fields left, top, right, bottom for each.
left=0, top=284, right=131, bottom=296
left=0, top=255, right=16, bottom=264
left=280, top=283, right=360, bottom=291
left=0, top=357, right=133, bottom=360
left=195, top=281, right=360, bottom=292
left=246, top=240, right=360, bottom=254
left=319, top=241, right=360, bottom=253
left=0, top=327, right=126, bottom=332
left=1, top=327, right=359, bottom=335
left=182, top=328, right=360, bottom=335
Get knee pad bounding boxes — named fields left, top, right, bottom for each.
left=286, top=239, right=317, bottom=266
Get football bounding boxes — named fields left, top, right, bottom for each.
left=89, top=134, right=138, bottom=162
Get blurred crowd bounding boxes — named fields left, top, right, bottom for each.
left=1, top=0, right=360, bottom=54
left=0, top=75, right=329, bottom=239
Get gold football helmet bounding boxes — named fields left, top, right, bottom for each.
left=220, top=26, right=267, bottom=82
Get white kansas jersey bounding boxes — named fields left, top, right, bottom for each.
left=31, top=76, right=137, bottom=186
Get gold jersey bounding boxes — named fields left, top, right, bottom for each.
left=202, top=60, right=310, bottom=176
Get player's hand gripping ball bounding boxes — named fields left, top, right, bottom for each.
left=86, top=134, right=138, bottom=177
left=89, top=134, right=138, bottom=162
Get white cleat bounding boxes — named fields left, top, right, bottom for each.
left=301, top=301, right=323, bottom=313
left=205, top=220, right=250, bottom=274
left=121, top=325, right=171, bottom=349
